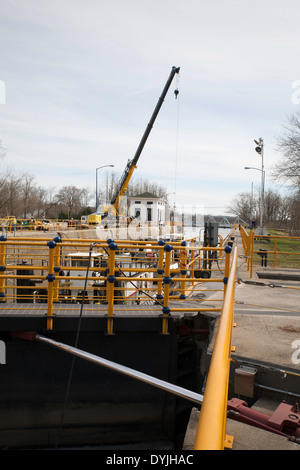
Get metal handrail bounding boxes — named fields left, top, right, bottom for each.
left=193, top=246, right=238, bottom=450
left=0, top=237, right=229, bottom=334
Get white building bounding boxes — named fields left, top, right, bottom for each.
left=127, top=192, right=167, bottom=224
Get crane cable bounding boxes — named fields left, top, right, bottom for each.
left=173, top=72, right=180, bottom=211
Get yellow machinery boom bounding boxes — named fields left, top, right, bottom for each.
left=104, top=66, right=180, bottom=218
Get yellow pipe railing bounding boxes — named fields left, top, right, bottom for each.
left=0, top=236, right=232, bottom=334
left=193, top=246, right=237, bottom=450
left=239, top=228, right=300, bottom=277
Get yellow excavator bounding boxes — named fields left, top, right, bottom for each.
left=102, top=66, right=180, bottom=221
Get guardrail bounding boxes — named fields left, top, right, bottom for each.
left=0, top=218, right=187, bottom=233
left=0, top=235, right=233, bottom=335
left=0, top=234, right=238, bottom=449
left=193, top=246, right=237, bottom=450
left=239, top=227, right=300, bottom=277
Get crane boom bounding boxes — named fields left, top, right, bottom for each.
left=109, top=66, right=180, bottom=216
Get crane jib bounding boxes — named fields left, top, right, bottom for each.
left=110, top=66, right=180, bottom=208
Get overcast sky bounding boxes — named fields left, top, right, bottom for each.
left=1, top=0, right=300, bottom=216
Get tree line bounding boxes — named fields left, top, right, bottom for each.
left=227, top=111, right=300, bottom=235
left=227, top=189, right=300, bottom=234
left=0, top=166, right=167, bottom=220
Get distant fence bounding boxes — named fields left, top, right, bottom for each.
left=239, top=227, right=300, bottom=277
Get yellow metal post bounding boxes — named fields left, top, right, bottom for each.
left=162, top=244, right=172, bottom=335
left=46, top=240, right=56, bottom=330
left=156, top=243, right=164, bottom=303
left=223, top=245, right=231, bottom=297
left=180, top=242, right=187, bottom=299
left=106, top=241, right=117, bottom=335
left=191, top=241, right=195, bottom=285
left=53, top=239, right=61, bottom=302
left=0, top=236, right=6, bottom=302
left=274, top=236, right=277, bottom=268
left=250, top=230, right=254, bottom=278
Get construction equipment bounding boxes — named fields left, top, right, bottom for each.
left=103, top=66, right=180, bottom=219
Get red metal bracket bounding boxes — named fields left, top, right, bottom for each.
left=228, top=398, right=300, bottom=439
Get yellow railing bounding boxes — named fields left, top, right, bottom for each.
left=0, top=236, right=234, bottom=335
left=0, top=235, right=239, bottom=447
left=193, top=246, right=237, bottom=450
left=0, top=218, right=103, bottom=232
left=239, top=228, right=300, bottom=277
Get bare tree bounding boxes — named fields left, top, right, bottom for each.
left=0, top=169, right=24, bottom=215
left=0, top=140, right=6, bottom=160
left=226, top=192, right=255, bottom=222
left=55, top=185, right=86, bottom=218
left=273, top=113, right=300, bottom=190
left=21, top=174, right=36, bottom=218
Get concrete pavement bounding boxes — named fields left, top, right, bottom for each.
left=183, top=227, right=300, bottom=450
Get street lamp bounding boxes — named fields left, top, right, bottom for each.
left=96, top=165, right=114, bottom=213
left=244, top=137, right=265, bottom=235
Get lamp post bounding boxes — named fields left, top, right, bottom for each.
left=244, top=137, right=266, bottom=235
left=96, top=165, right=114, bottom=213
left=244, top=166, right=266, bottom=233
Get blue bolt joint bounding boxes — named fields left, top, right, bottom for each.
left=225, top=245, right=232, bottom=253
left=107, top=275, right=116, bottom=283
left=156, top=294, right=163, bottom=300
left=181, top=270, right=187, bottom=275
left=108, top=242, right=117, bottom=251
left=0, top=236, right=7, bottom=241
left=0, top=266, right=6, bottom=271
left=53, top=236, right=61, bottom=243
left=181, top=241, right=187, bottom=246
left=107, top=238, right=114, bottom=244
left=180, top=294, right=186, bottom=300
left=158, top=240, right=165, bottom=246
left=157, top=269, right=164, bottom=275
left=0, top=292, right=5, bottom=297
left=47, top=241, right=56, bottom=249
left=46, top=274, right=55, bottom=282
left=163, top=276, right=172, bottom=284
left=164, top=244, right=173, bottom=252
left=54, top=267, right=61, bottom=273
left=162, top=306, right=170, bottom=315
left=223, top=277, right=228, bottom=284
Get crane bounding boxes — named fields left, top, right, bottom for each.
left=103, top=66, right=180, bottom=220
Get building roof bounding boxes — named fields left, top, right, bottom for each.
left=131, top=192, right=159, bottom=199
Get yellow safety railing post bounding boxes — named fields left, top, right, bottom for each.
left=250, top=230, right=254, bottom=278
left=180, top=241, right=187, bottom=299
left=191, top=240, right=195, bottom=285
left=223, top=245, right=231, bottom=297
left=193, top=246, right=238, bottom=450
left=0, top=235, right=7, bottom=303
left=162, top=243, right=172, bottom=335
left=46, top=240, right=56, bottom=330
left=106, top=240, right=117, bottom=335
left=53, top=237, right=61, bottom=302
left=274, top=236, right=277, bottom=268
left=156, top=241, right=165, bottom=303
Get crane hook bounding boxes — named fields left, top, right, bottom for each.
left=174, top=89, right=179, bottom=99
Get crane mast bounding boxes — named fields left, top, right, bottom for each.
left=107, top=66, right=180, bottom=218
